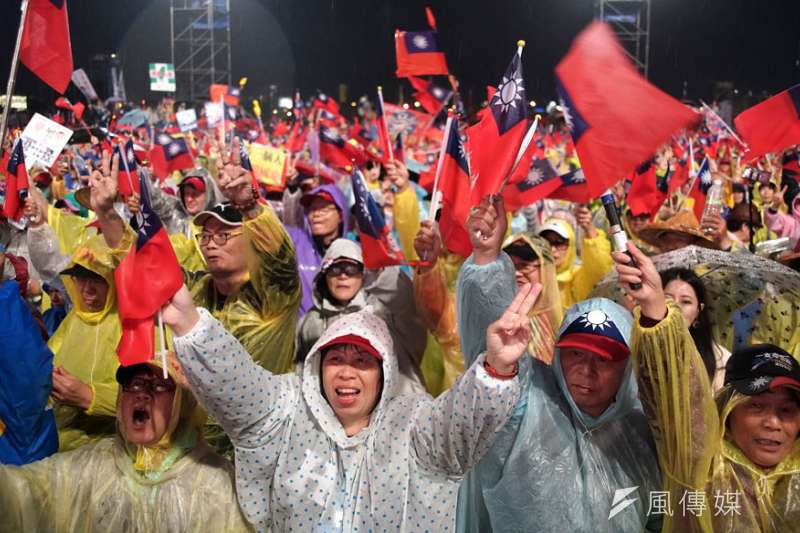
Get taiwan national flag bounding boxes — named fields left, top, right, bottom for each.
left=467, top=43, right=529, bottom=203
left=408, top=75, right=452, bottom=115
left=549, top=168, right=590, bottom=203
left=319, top=127, right=367, bottom=168
left=734, top=84, right=800, bottom=161
left=115, top=171, right=183, bottom=366
left=114, top=139, right=140, bottom=198
left=20, top=0, right=73, bottom=94
left=2, top=142, right=29, bottom=222
left=376, top=89, right=393, bottom=162
left=626, top=160, right=665, bottom=217
left=149, top=133, right=195, bottom=180
left=555, top=21, right=699, bottom=199
left=436, top=117, right=473, bottom=257
left=688, top=157, right=712, bottom=220
left=508, top=158, right=563, bottom=211
left=395, top=30, right=449, bottom=77
left=313, top=92, right=340, bottom=115
left=210, top=84, right=240, bottom=106
left=351, top=168, right=405, bottom=268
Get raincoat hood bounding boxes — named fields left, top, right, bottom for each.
left=116, top=360, right=206, bottom=483
left=304, top=184, right=351, bottom=238
left=503, top=231, right=563, bottom=327
left=540, top=217, right=577, bottom=277
left=60, top=236, right=117, bottom=324
left=312, top=238, right=367, bottom=312
left=551, top=297, right=636, bottom=430
left=302, top=310, right=397, bottom=448
left=177, top=167, right=223, bottom=218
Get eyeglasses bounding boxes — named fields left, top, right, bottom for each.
left=511, top=259, right=541, bottom=276
left=325, top=262, right=363, bottom=277
left=308, top=204, right=339, bottom=217
left=121, top=376, right=176, bottom=395
left=198, top=231, right=243, bottom=246
left=544, top=238, right=569, bottom=250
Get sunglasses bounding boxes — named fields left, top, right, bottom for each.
left=325, top=262, right=364, bottom=277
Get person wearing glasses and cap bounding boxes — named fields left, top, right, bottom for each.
left=614, top=240, right=800, bottom=532
left=91, top=141, right=301, bottom=377
left=296, top=238, right=427, bottom=394
left=0, top=359, right=249, bottom=532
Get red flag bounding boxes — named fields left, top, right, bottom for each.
left=555, top=22, right=699, bottom=199
left=20, top=0, right=73, bottom=94
left=115, top=172, right=183, bottom=365
left=688, top=158, right=712, bottom=220
left=209, top=84, right=240, bottom=106
left=351, top=168, right=404, bottom=268
left=734, top=84, right=800, bottom=161
left=114, top=139, right=141, bottom=198
left=408, top=75, right=452, bottom=115
left=395, top=30, right=449, bottom=77
left=436, top=117, right=473, bottom=257
left=313, top=93, right=340, bottom=115
left=286, top=121, right=308, bottom=153
left=148, top=133, right=195, bottom=181
left=2, top=142, right=29, bottom=222
left=467, top=44, right=529, bottom=203
left=376, top=88, right=393, bottom=162
left=626, top=161, right=665, bottom=216
left=549, top=169, right=590, bottom=203
left=506, top=158, right=563, bottom=212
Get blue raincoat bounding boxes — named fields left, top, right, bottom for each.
left=0, top=281, right=58, bottom=465
left=455, top=254, right=662, bottom=532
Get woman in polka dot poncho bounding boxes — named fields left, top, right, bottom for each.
left=164, top=282, right=539, bottom=532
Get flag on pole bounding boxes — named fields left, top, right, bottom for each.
left=376, top=87, right=393, bottom=162
left=688, top=157, right=712, bottom=220
left=2, top=142, right=29, bottom=222
left=313, top=92, right=340, bottom=115
left=209, top=84, right=240, bottom=106
left=734, top=84, right=800, bottom=161
left=435, top=116, right=473, bottom=257
left=467, top=41, right=529, bottom=202
left=114, top=139, right=140, bottom=198
left=394, top=30, right=449, bottom=77
left=20, top=0, right=73, bottom=94
left=115, top=171, right=183, bottom=366
left=507, top=158, right=563, bottom=211
left=626, top=160, right=665, bottom=216
left=350, top=168, right=405, bottom=268
left=408, top=76, right=452, bottom=115
left=555, top=21, right=699, bottom=198
left=148, top=133, right=194, bottom=180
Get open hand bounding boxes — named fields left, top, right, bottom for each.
left=485, top=282, right=542, bottom=373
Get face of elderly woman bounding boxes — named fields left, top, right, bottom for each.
left=119, top=368, right=176, bottom=446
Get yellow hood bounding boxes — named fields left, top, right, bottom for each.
left=60, top=236, right=118, bottom=324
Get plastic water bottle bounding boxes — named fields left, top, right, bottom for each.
left=703, top=179, right=724, bottom=220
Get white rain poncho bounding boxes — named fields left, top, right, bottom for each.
left=173, top=307, right=521, bottom=531
left=455, top=253, right=662, bottom=532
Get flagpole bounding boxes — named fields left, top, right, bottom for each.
left=377, top=86, right=394, bottom=161
left=700, top=100, right=747, bottom=148
left=0, top=0, right=30, bottom=157
left=117, top=141, right=136, bottom=195
left=158, top=309, right=168, bottom=379
left=427, top=113, right=454, bottom=220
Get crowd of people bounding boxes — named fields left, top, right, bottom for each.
left=1, top=71, right=799, bottom=532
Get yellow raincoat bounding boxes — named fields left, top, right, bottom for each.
left=185, top=206, right=300, bottom=374
left=46, top=204, right=97, bottom=256
left=49, top=234, right=132, bottom=451
left=393, top=185, right=421, bottom=262
left=632, top=302, right=800, bottom=532
left=545, top=218, right=613, bottom=308
left=0, top=362, right=250, bottom=532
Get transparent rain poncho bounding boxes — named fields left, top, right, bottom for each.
left=455, top=254, right=661, bottom=532
left=632, top=302, right=800, bottom=532
left=0, top=362, right=250, bottom=532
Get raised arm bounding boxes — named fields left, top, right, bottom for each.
left=165, top=285, right=297, bottom=447
left=410, top=283, right=539, bottom=477
left=614, top=242, right=719, bottom=492
left=89, top=150, right=127, bottom=250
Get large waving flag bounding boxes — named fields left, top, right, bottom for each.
left=395, top=30, right=449, bottom=77
left=115, top=172, right=183, bottom=366
left=467, top=42, right=529, bottom=202
left=555, top=21, right=699, bottom=198
left=351, top=168, right=405, bottom=268
left=20, top=0, right=73, bottom=93
left=436, top=116, right=473, bottom=257
left=3, top=142, right=29, bottom=222
left=734, top=84, right=800, bottom=161
left=507, top=158, right=563, bottom=211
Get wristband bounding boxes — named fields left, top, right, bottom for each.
left=483, top=360, right=519, bottom=380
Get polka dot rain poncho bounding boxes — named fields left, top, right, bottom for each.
left=173, top=308, right=521, bottom=531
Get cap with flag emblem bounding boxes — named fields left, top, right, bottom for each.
left=556, top=308, right=630, bottom=361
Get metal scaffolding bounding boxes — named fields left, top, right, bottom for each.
left=596, top=0, right=651, bottom=78
left=170, top=0, right=232, bottom=101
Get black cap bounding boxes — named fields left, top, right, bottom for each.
left=59, top=263, right=104, bottom=280
left=192, top=202, right=243, bottom=227
left=724, top=344, right=800, bottom=395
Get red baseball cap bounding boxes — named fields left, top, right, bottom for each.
left=319, top=334, right=382, bottom=361
left=179, top=175, right=206, bottom=194
left=556, top=333, right=630, bottom=362
left=301, top=190, right=337, bottom=209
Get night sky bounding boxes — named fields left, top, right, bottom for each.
left=1, top=0, right=799, bottom=113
